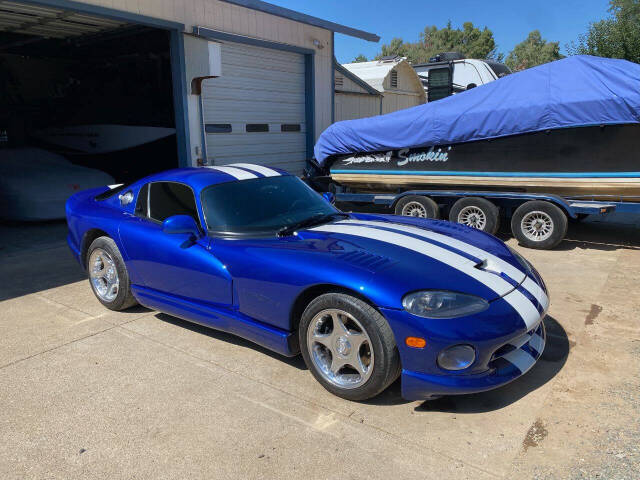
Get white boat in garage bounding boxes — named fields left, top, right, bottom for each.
left=32, top=124, right=176, bottom=154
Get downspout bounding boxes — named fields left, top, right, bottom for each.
left=198, top=92, right=209, bottom=164
left=331, top=33, right=335, bottom=123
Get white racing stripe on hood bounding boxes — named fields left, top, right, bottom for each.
left=229, top=163, right=281, bottom=177
left=312, top=224, right=541, bottom=328
left=206, top=166, right=257, bottom=180
left=522, top=278, right=549, bottom=311
left=338, top=219, right=549, bottom=308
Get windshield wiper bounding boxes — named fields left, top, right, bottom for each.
left=277, top=212, right=349, bottom=237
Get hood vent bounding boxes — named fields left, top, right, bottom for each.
left=334, top=250, right=394, bottom=273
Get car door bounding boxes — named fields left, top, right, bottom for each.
left=118, top=181, right=232, bottom=307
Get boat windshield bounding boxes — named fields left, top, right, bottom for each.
left=200, top=175, right=338, bottom=235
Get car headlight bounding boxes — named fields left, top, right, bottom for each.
left=402, top=291, right=489, bottom=319
left=508, top=246, right=532, bottom=273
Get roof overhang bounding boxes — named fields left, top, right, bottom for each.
left=218, top=0, right=379, bottom=42
left=0, top=1, right=127, bottom=39
left=334, top=61, right=382, bottom=96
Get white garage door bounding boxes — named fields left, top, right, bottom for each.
left=201, top=42, right=307, bottom=175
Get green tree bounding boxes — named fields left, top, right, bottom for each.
left=377, top=37, right=410, bottom=59
left=352, top=54, right=368, bottom=63
left=375, top=22, right=503, bottom=64
left=568, top=0, right=640, bottom=62
left=505, top=30, right=563, bottom=71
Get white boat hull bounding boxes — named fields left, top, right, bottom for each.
left=32, top=124, right=176, bottom=154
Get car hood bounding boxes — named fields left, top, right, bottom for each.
left=296, top=213, right=528, bottom=306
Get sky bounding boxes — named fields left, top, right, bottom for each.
left=266, top=0, right=612, bottom=63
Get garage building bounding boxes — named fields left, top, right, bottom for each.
left=0, top=0, right=379, bottom=183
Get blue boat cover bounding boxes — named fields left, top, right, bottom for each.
left=315, top=55, right=640, bottom=165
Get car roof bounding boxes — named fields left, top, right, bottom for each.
left=139, top=164, right=291, bottom=192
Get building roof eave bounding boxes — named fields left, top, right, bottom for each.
left=334, top=61, right=382, bottom=96
left=219, top=0, right=380, bottom=42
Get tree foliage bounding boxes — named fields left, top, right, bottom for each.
left=352, top=54, right=368, bottom=63
left=375, top=21, right=503, bottom=64
left=568, top=0, right=640, bottom=62
left=505, top=30, right=563, bottom=71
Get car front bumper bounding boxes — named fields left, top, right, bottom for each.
left=400, top=321, right=545, bottom=400
left=67, top=234, right=83, bottom=267
left=380, top=285, right=548, bottom=401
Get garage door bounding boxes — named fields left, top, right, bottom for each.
left=201, top=42, right=307, bottom=175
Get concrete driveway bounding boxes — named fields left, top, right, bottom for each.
left=1, top=216, right=638, bottom=479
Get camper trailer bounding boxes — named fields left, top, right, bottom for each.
left=413, top=52, right=511, bottom=102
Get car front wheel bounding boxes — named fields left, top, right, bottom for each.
left=87, top=236, right=138, bottom=311
left=299, top=293, right=400, bottom=401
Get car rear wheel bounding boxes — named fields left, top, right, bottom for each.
left=449, top=197, right=500, bottom=234
left=511, top=201, right=568, bottom=250
left=395, top=195, right=439, bottom=219
left=87, top=236, right=137, bottom=311
left=299, top=293, right=400, bottom=401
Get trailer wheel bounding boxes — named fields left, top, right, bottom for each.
left=449, top=197, right=500, bottom=235
left=395, top=195, right=439, bottom=219
left=511, top=201, right=568, bottom=250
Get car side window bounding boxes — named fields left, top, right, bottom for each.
left=149, top=182, right=198, bottom=223
left=135, top=183, right=149, bottom=217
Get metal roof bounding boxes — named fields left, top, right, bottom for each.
left=341, top=58, right=405, bottom=92
left=0, top=1, right=126, bottom=39
left=219, top=0, right=380, bottom=42
left=334, top=60, right=381, bottom=96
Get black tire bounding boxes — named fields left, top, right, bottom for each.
left=511, top=201, right=568, bottom=250
left=394, top=195, right=440, bottom=219
left=448, top=197, right=500, bottom=235
left=299, top=293, right=401, bottom=401
left=86, top=236, right=138, bottom=311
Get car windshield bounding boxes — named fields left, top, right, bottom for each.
left=201, top=175, right=338, bottom=235
left=485, top=61, right=511, bottom=78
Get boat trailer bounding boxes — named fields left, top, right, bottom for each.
left=334, top=190, right=640, bottom=250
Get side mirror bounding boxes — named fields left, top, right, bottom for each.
left=322, top=192, right=336, bottom=205
left=119, top=191, right=134, bottom=206
left=162, top=215, right=201, bottom=237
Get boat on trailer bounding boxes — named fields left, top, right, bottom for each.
left=314, top=56, right=640, bottom=202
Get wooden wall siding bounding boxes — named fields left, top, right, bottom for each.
left=382, top=63, right=424, bottom=96
left=379, top=62, right=424, bottom=114
left=381, top=92, right=422, bottom=114
left=81, top=0, right=333, bottom=140
left=334, top=93, right=379, bottom=122
left=335, top=71, right=369, bottom=94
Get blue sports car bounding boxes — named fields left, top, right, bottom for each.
left=66, top=164, right=549, bottom=401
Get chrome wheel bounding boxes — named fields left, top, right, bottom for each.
left=401, top=201, right=426, bottom=217
left=89, top=248, right=119, bottom=302
left=458, top=206, right=487, bottom=230
left=521, top=211, right=554, bottom=242
left=306, top=309, right=374, bottom=389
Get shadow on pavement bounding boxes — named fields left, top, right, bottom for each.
left=498, top=213, right=640, bottom=252
left=0, top=220, right=86, bottom=301
left=158, top=302, right=570, bottom=411
left=414, top=315, right=569, bottom=414
left=154, top=312, right=308, bottom=371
